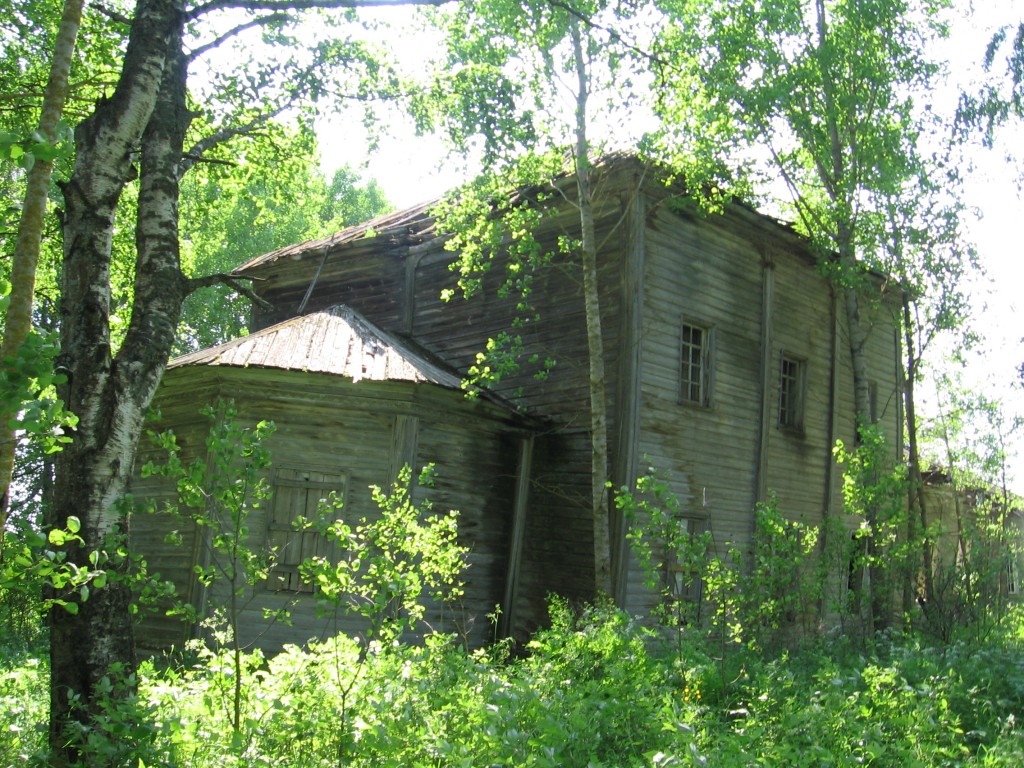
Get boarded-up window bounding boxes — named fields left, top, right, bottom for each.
left=778, top=354, right=806, bottom=430
left=266, top=467, right=346, bottom=593
left=680, top=322, right=712, bottom=406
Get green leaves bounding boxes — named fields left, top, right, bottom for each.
left=46, top=517, right=78, bottom=546
left=958, top=22, right=1024, bottom=145
left=0, top=281, right=77, bottom=454
left=303, top=463, right=468, bottom=647
left=652, top=0, right=947, bottom=255
left=0, top=514, right=113, bottom=620
left=0, top=121, right=74, bottom=170
left=176, top=123, right=389, bottom=353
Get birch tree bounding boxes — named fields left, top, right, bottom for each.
left=0, top=0, right=82, bottom=540
left=958, top=20, right=1024, bottom=146
left=39, top=0, right=431, bottom=760
left=425, top=0, right=648, bottom=596
left=652, top=0, right=950, bottom=630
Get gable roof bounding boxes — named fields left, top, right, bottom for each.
left=168, top=304, right=462, bottom=388
left=232, top=155, right=822, bottom=281
left=235, top=200, right=439, bottom=273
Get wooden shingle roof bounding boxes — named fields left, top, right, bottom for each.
left=235, top=200, right=438, bottom=272
left=168, top=304, right=461, bottom=388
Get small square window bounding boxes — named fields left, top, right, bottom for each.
left=778, top=354, right=806, bottom=430
left=680, top=322, right=712, bottom=406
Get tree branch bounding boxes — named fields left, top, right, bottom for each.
left=188, top=13, right=291, bottom=61
left=90, top=1, right=131, bottom=25
left=181, top=107, right=286, bottom=176
left=187, top=273, right=273, bottom=310
left=182, top=152, right=236, bottom=166
left=187, top=0, right=454, bottom=22
left=545, top=0, right=670, bottom=71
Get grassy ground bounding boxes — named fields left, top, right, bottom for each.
left=3, top=601, right=1024, bottom=766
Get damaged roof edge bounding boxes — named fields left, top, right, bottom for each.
left=235, top=198, right=442, bottom=272
left=167, top=304, right=529, bottom=419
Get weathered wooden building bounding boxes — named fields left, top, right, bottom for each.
left=919, top=470, right=1023, bottom=604
left=132, top=156, right=903, bottom=651
left=132, top=305, right=532, bottom=650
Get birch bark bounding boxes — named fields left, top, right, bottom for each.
left=0, top=0, right=84, bottom=537
left=48, top=0, right=184, bottom=760
left=570, top=18, right=612, bottom=596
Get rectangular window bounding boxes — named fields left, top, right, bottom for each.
left=668, top=518, right=706, bottom=607
left=1008, top=559, right=1019, bottom=596
left=680, top=322, right=712, bottom=406
left=778, top=354, right=806, bottom=430
left=266, top=467, right=346, bottom=593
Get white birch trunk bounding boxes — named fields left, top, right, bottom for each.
left=570, top=20, right=612, bottom=596
left=48, top=1, right=187, bottom=761
left=0, top=0, right=84, bottom=535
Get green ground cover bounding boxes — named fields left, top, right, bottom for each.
left=3, top=601, right=1023, bottom=767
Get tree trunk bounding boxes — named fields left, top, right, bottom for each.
left=902, top=295, right=935, bottom=610
left=0, top=0, right=84, bottom=538
left=833, top=222, right=880, bottom=631
left=819, top=0, right=884, bottom=628
left=844, top=281, right=877, bottom=615
left=569, top=20, right=611, bottom=596
left=48, top=1, right=187, bottom=761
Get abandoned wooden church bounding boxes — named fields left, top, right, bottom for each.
left=131, top=156, right=903, bottom=652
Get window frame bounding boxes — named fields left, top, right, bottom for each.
left=777, top=351, right=807, bottom=433
left=679, top=319, right=714, bottom=408
left=666, top=517, right=707, bottom=609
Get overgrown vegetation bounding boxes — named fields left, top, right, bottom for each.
left=2, top=404, right=1021, bottom=765
left=3, top=599, right=1024, bottom=766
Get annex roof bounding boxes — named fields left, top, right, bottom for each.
left=168, top=304, right=462, bottom=388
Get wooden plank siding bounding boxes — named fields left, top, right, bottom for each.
left=149, top=154, right=904, bottom=646
left=400, top=189, right=637, bottom=632
left=617, top=186, right=904, bottom=618
left=131, top=363, right=527, bottom=652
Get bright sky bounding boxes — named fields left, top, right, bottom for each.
left=313, top=2, right=1024, bottom=490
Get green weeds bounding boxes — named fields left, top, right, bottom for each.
left=5, top=408, right=1023, bottom=765
left=4, top=605, right=1024, bottom=766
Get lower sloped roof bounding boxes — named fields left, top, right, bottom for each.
left=168, top=304, right=462, bottom=388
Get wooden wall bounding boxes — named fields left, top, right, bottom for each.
left=234, top=158, right=904, bottom=636
left=403, top=190, right=635, bottom=634
left=619, top=191, right=903, bottom=617
left=131, top=366, right=521, bottom=653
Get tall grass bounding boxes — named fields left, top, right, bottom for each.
left=4, top=602, right=1024, bottom=766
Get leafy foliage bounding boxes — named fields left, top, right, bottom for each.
left=0, top=281, right=76, bottom=456
left=620, top=468, right=824, bottom=654
left=430, top=150, right=565, bottom=392
left=6, top=600, right=1024, bottom=766
left=303, top=464, right=468, bottom=648
left=834, top=425, right=913, bottom=628
left=918, top=376, right=1023, bottom=641
left=136, top=401, right=470, bottom=761
left=653, top=0, right=949, bottom=249
left=176, top=125, right=390, bottom=353
left=958, top=21, right=1024, bottom=145
left=142, top=400, right=278, bottom=734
